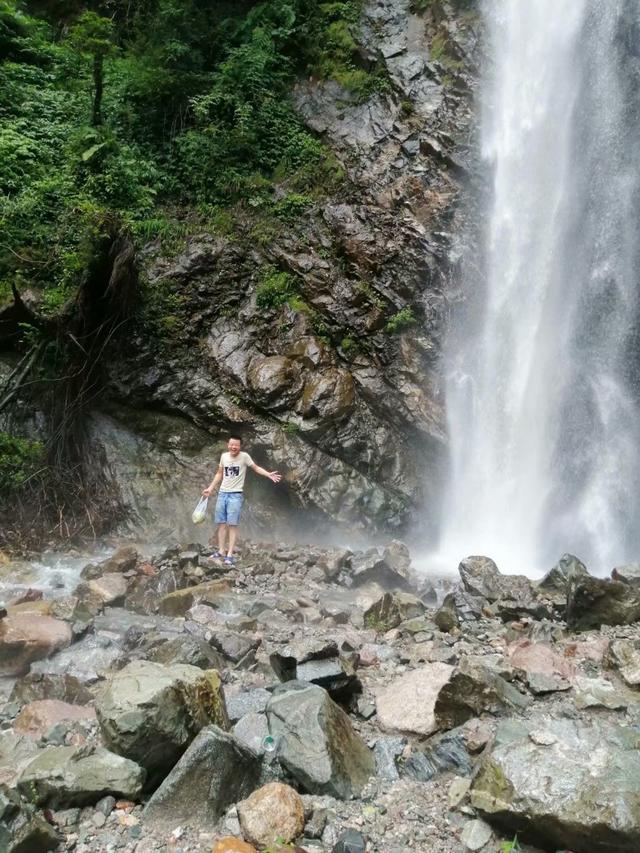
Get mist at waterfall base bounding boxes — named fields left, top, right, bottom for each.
left=433, top=0, right=640, bottom=578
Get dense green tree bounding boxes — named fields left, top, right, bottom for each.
left=68, top=11, right=116, bottom=126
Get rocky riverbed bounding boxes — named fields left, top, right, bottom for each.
left=2, top=541, right=640, bottom=853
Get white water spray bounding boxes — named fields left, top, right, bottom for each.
left=437, top=0, right=640, bottom=575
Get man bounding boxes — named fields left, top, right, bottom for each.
left=202, top=435, right=281, bottom=565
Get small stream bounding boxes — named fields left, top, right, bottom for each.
left=0, top=547, right=113, bottom=604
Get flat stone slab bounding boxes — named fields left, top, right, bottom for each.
left=375, top=663, right=454, bottom=735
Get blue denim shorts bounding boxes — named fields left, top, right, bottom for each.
left=214, top=491, right=244, bottom=525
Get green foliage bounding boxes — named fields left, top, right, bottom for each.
left=68, top=11, right=115, bottom=59
left=0, top=0, right=369, bottom=327
left=430, top=30, right=463, bottom=69
left=385, top=306, right=417, bottom=333
left=500, top=836, right=520, bottom=853
left=0, top=432, right=45, bottom=491
left=356, top=279, right=385, bottom=309
left=255, top=265, right=299, bottom=309
left=305, top=1, right=388, bottom=101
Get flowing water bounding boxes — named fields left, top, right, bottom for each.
left=437, top=0, right=640, bottom=575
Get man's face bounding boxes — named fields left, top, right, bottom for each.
left=228, top=439, right=242, bottom=456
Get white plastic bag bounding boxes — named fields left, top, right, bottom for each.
left=192, top=496, right=208, bottom=524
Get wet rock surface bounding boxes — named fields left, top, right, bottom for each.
left=3, top=537, right=640, bottom=852
left=71, top=0, right=480, bottom=545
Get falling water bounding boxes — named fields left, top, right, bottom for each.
left=438, top=0, right=640, bottom=575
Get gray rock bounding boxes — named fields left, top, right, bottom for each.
left=306, top=806, right=328, bottom=838
left=538, top=553, right=589, bottom=598
left=332, top=828, right=366, bottom=853
left=0, top=784, right=61, bottom=852
left=611, top=563, right=640, bottom=585
left=526, top=671, right=571, bottom=695
left=381, top=541, right=412, bottom=578
left=567, top=575, right=640, bottom=630
left=266, top=683, right=374, bottom=799
left=364, top=591, right=425, bottom=632
left=225, top=687, right=272, bottom=723
left=208, top=628, right=259, bottom=664
left=270, top=638, right=358, bottom=698
left=178, top=550, right=199, bottom=568
left=0, top=731, right=40, bottom=788
left=144, top=726, right=261, bottom=828
left=95, top=660, right=228, bottom=787
left=29, top=634, right=123, bottom=685
left=400, top=729, right=472, bottom=782
left=350, top=549, right=410, bottom=589
left=233, top=712, right=269, bottom=753
left=10, top=671, right=94, bottom=706
left=608, top=639, right=640, bottom=687
left=459, top=557, right=541, bottom=617
left=434, top=593, right=460, bottom=633
left=434, top=657, right=531, bottom=730
left=95, top=794, right=116, bottom=816
left=458, top=556, right=501, bottom=599
left=573, top=676, right=635, bottom=710
left=18, top=746, right=144, bottom=807
left=472, top=718, right=640, bottom=853
left=461, top=819, right=493, bottom=850
left=374, top=737, right=406, bottom=781
left=148, top=635, right=226, bottom=670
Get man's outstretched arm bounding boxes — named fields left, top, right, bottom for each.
left=202, top=465, right=223, bottom=497
left=251, top=463, right=282, bottom=484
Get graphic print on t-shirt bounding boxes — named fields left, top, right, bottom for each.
left=219, top=450, right=254, bottom=492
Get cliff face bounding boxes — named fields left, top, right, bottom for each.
left=97, top=0, right=479, bottom=543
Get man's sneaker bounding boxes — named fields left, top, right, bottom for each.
left=223, top=555, right=235, bottom=566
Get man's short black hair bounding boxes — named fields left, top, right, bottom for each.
left=229, top=434, right=243, bottom=443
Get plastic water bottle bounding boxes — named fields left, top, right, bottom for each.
left=261, top=734, right=280, bottom=762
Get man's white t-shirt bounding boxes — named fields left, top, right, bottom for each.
left=219, top=451, right=254, bottom=492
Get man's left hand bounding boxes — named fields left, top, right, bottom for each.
left=268, top=471, right=282, bottom=483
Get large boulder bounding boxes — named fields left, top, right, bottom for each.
left=95, top=660, right=229, bottom=786
left=269, top=637, right=358, bottom=698
left=0, top=614, right=72, bottom=677
left=471, top=718, right=640, bottom=853
left=434, top=657, right=531, bottom=730
left=458, top=556, right=549, bottom=620
left=538, top=553, right=589, bottom=605
left=506, top=640, right=573, bottom=694
left=375, top=663, right=454, bottom=736
left=237, top=782, right=305, bottom=849
left=458, top=556, right=502, bottom=599
left=144, top=726, right=261, bottom=828
left=266, top=683, right=374, bottom=799
left=74, top=573, right=128, bottom=614
left=363, top=591, right=425, bottom=631
left=566, top=575, right=640, bottom=630
left=18, top=745, right=144, bottom=807
left=350, top=548, right=411, bottom=589
left=83, top=546, right=138, bottom=577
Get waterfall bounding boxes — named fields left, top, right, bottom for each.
left=437, top=0, right=640, bottom=575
